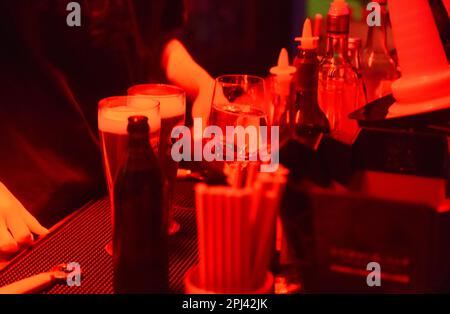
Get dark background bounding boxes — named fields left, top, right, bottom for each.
left=180, top=0, right=449, bottom=75
left=182, top=0, right=302, bottom=77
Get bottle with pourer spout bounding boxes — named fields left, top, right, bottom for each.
left=269, top=48, right=297, bottom=147
left=318, top=0, right=361, bottom=139
left=293, top=18, right=330, bottom=136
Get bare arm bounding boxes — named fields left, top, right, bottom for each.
left=162, top=39, right=215, bottom=122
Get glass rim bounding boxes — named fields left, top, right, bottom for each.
left=215, top=74, right=265, bottom=84
left=98, top=95, right=160, bottom=110
left=127, top=84, right=186, bottom=98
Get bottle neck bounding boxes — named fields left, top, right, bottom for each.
left=297, top=49, right=318, bottom=60
left=348, top=48, right=361, bottom=70
left=295, top=48, right=319, bottom=91
left=325, top=33, right=349, bottom=60
left=365, top=6, right=389, bottom=54
left=298, top=90, right=319, bottom=105
left=128, top=134, right=151, bottom=155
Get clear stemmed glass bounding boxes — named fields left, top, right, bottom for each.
left=208, top=75, right=268, bottom=187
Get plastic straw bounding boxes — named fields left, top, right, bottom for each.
left=224, top=188, right=233, bottom=292
left=193, top=166, right=288, bottom=293
left=252, top=191, right=278, bottom=288
left=210, top=186, right=221, bottom=292
left=251, top=168, right=288, bottom=288
left=205, top=186, right=217, bottom=291
left=194, top=184, right=207, bottom=289
left=240, top=189, right=253, bottom=291
left=249, top=183, right=263, bottom=228
left=230, top=189, right=241, bottom=290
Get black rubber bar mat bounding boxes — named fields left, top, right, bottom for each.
left=0, top=182, right=198, bottom=294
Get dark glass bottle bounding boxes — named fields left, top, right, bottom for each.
left=294, top=48, right=330, bottom=136
left=113, top=116, right=168, bottom=294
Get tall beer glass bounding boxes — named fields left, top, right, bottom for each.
left=128, top=84, right=186, bottom=235
left=98, top=96, right=161, bottom=255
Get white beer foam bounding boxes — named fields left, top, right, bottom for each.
left=99, top=105, right=161, bottom=134
left=128, top=85, right=185, bottom=118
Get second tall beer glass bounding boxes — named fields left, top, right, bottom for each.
left=128, top=84, right=186, bottom=235
left=98, top=96, right=161, bottom=254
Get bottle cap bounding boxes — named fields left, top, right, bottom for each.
left=327, top=0, right=350, bottom=33
left=294, top=18, right=319, bottom=50
left=269, top=48, right=296, bottom=96
left=329, top=0, right=350, bottom=16
left=313, top=14, right=323, bottom=37
left=270, top=48, right=296, bottom=76
left=127, top=116, right=150, bottom=134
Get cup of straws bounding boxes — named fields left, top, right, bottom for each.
left=185, top=165, right=288, bottom=294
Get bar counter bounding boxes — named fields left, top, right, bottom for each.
left=0, top=182, right=198, bottom=294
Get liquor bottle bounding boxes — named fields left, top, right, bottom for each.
left=348, top=37, right=368, bottom=108
left=361, top=0, right=400, bottom=102
left=293, top=18, right=330, bottom=136
left=113, top=116, right=168, bottom=294
left=318, top=0, right=361, bottom=138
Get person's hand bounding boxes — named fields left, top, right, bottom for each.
left=192, top=75, right=215, bottom=124
left=0, top=182, right=48, bottom=256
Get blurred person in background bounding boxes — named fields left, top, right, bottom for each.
left=0, top=0, right=214, bottom=259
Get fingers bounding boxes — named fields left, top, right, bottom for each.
left=8, top=191, right=49, bottom=236
left=0, top=183, right=49, bottom=256
left=5, top=212, right=33, bottom=247
left=20, top=209, right=49, bottom=236
left=0, top=219, right=19, bottom=255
